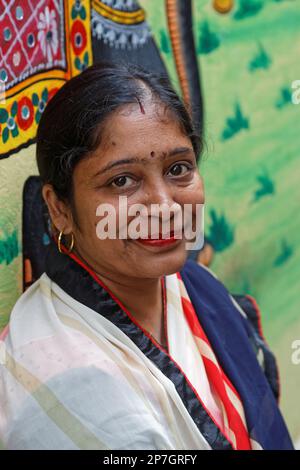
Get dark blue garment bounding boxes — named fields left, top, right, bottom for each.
left=180, top=259, right=294, bottom=450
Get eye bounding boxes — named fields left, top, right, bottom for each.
left=110, top=175, right=135, bottom=188
left=167, top=162, right=192, bottom=177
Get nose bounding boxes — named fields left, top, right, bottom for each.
left=142, top=178, right=182, bottom=235
left=143, top=178, right=176, bottom=207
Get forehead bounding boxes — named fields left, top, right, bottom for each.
left=98, top=101, right=190, bottom=153
left=72, top=102, right=194, bottom=181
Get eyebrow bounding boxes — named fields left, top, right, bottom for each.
left=92, top=146, right=193, bottom=178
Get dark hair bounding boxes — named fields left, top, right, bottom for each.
left=36, top=61, right=203, bottom=203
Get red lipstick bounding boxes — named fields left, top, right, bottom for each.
left=135, top=231, right=181, bottom=247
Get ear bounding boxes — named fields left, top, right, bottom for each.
left=42, top=184, right=73, bottom=235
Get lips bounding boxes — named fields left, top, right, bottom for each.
left=134, top=230, right=182, bottom=248
left=140, top=230, right=175, bottom=240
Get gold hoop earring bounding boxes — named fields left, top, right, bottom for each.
left=57, top=231, right=74, bottom=254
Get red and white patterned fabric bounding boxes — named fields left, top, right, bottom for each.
left=165, top=272, right=252, bottom=450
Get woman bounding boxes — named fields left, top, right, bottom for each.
left=0, top=62, right=294, bottom=450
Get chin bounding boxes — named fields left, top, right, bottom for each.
left=142, top=247, right=188, bottom=278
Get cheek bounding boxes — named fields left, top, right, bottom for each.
left=175, top=175, right=205, bottom=206
left=194, top=177, right=205, bottom=204
left=174, top=177, right=204, bottom=235
left=73, top=192, right=103, bottom=238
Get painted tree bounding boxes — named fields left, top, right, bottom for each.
left=248, top=43, right=272, bottom=72
left=197, top=20, right=220, bottom=55
left=234, top=0, right=264, bottom=20
left=275, top=86, right=292, bottom=108
left=205, top=209, right=235, bottom=252
left=221, top=102, right=249, bottom=140
left=0, top=230, right=19, bottom=265
left=252, top=170, right=275, bottom=202
left=274, top=239, right=293, bottom=267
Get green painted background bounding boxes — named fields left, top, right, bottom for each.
left=140, top=0, right=300, bottom=442
left=0, top=0, right=299, bottom=445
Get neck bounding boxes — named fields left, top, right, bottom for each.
left=97, top=272, right=166, bottom=347
left=71, top=248, right=166, bottom=346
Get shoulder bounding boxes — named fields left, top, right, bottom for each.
left=0, top=273, right=56, bottom=351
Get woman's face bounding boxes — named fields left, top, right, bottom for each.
left=49, top=100, right=204, bottom=281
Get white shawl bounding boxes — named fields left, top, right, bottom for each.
left=0, top=272, right=213, bottom=450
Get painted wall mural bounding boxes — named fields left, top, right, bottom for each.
left=0, top=0, right=299, bottom=443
